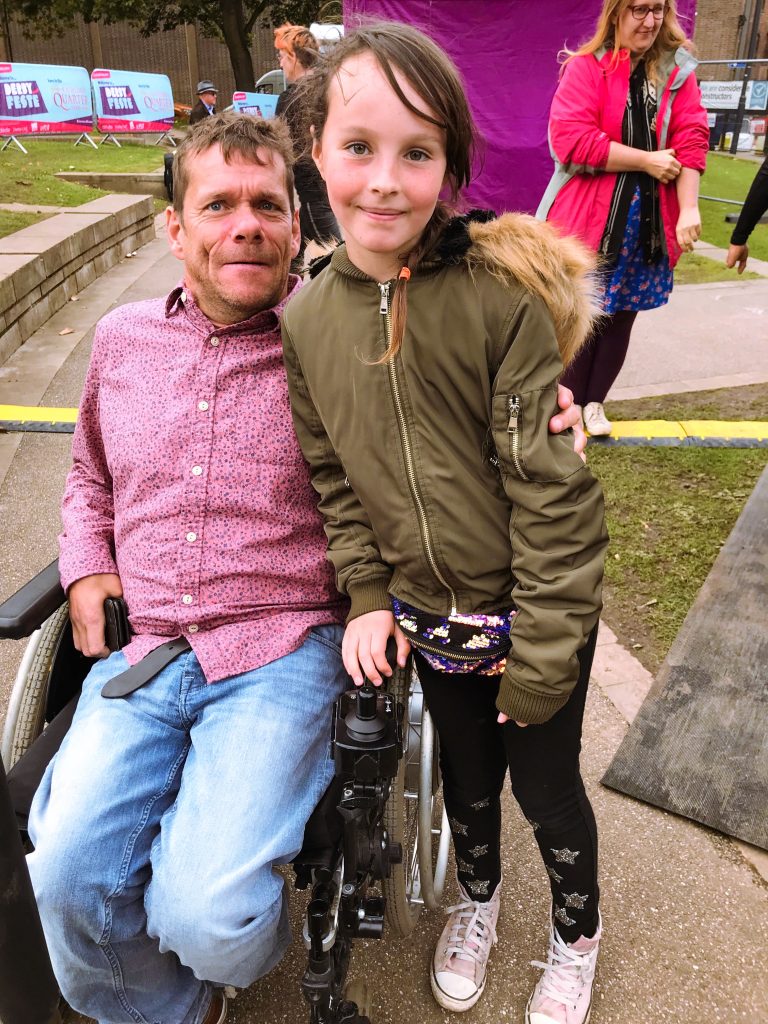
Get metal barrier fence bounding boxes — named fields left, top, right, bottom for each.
left=698, top=58, right=768, bottom=157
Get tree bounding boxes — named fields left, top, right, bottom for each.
left=13, top=0, right=338, bottom=90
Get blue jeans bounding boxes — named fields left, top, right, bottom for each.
left=27, top=625, right=346, bottom=1024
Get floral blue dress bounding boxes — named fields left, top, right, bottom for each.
left=599, top=186, right=673, bottom=314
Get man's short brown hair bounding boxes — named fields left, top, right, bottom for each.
left=172, top=112, right=296, bottom=218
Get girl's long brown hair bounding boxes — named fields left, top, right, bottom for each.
left=561, top=0, right=690, bottom=83
left=297, top=21, right=479, bottom=362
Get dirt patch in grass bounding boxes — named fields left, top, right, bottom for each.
left=605, top=382, right=768, bottom=423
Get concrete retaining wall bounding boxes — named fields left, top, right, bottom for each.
left=55, top=172, right=168, bottom=200
left=0, top=195, right=156, bottom=366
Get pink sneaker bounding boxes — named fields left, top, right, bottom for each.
left=525, top=914, right=602, bottom=1024
left=431, top=879, right=501, bottom=1011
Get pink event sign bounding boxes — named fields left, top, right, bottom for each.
left=0, top=62, right=93, bottom=136
left=91, top=68, right=174, bottom=133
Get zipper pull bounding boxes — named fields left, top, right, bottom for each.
left=507, top=395, right=521, bottom=432
left=379, top=282, right=390, bottom=316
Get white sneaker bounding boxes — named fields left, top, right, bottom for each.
left=431, top=879, right=501, bottom=1011
left=526, top=914, right=602, bottom=1024
left=583, top=402, right=612, bottom=436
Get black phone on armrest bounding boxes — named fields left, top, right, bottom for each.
left=104, top=597, right=131, bottom=652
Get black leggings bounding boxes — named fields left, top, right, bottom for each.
left=561, top=311, right=638, bottom=406
left=416, top=628, right=599, bottom=942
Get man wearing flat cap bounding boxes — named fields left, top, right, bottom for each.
left=189, top=80, right=218, bottom=125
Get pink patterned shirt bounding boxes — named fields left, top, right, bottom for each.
left=59, top=279, right=347, bottom=682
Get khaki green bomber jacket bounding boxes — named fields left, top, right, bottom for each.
left=281, top=212, right=609, bottom=725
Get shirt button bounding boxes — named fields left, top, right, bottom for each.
left=188, top=623, right=199, bottom=634
left=182, top=594, right=193, bottom=604
left=180, top=290, right=187, bottom=303
left=198, top=400, right=209, bottom=412
left=186, top=531, right=197, bottom=543
left=210, top=336, right=220, bottom=347
left=191, top=465, right=203, bottom=476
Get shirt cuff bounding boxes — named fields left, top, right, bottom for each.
left=59, top=552, right=119, bottom=594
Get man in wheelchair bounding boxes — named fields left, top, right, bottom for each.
left=7, top=113, right=584, bottom=1024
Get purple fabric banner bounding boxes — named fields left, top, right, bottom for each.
left=343, top=0, right=697, bottom=213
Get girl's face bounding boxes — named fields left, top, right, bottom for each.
left=313, top=51, right=448, bottom=282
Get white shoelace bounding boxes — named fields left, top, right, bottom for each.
left=442, top=897, right=498, bottom=965
left=530, top=929, right=597, bottom=1009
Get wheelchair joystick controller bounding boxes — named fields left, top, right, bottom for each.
left=344, top=682, right=386, bottom=742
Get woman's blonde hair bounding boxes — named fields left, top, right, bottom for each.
left=562, top=0, right=690, bottom=82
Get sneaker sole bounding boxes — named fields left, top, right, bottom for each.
left=524, top=992, right=592, bottom=1024
left=430, top=964, right=485, bottom=1013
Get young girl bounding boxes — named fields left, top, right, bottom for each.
left=281, top=22, right=608, bottom=1024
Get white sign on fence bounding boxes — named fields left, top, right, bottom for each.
left=700, top=81, right=744, bottom=110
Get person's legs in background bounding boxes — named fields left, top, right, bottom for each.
left=563, top=312, right=638, bottom=436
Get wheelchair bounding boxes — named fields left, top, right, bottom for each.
left=0, top=560, right=452, bottom=1024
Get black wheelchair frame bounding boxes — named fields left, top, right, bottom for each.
left=0, top=561, right=446, bottom=1024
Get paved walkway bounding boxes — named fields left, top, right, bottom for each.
left=0, top=223, right=766, bottom=1023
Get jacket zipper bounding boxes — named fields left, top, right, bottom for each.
left=379, top=282, right=458, bottom=615
left=506, top=395, right=530, bottom=480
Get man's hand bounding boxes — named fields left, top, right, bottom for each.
left=550, top=383, right=587, bottom=462
left=644, top=148, right=682, bottom=183
left=342, top=610, right=411, bottom=686
left=68, top=573, right=123, bottom=658
left=725, top=242, right=749, bottom=274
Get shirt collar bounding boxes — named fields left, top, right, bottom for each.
left=165, top=274, right=302, bottom=334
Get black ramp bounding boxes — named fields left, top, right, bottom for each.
left=602, top=465, right=768, bottom=850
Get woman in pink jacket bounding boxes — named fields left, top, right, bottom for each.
left=539, top=0, right=709, bottom=436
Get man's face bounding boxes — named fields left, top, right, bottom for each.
left=166, top=145, right=300, bottom=326
left=199, top=90, right=217, bottom=106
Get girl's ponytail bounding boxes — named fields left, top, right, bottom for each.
left=376, top=202, right=453, bottom=364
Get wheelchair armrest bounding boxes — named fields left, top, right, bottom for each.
left=0, top=560, right=66, bottom=639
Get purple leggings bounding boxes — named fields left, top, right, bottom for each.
left=561, top=311, right=638, bottom=406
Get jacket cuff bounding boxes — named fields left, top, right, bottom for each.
left=496, top=670, right=569, bottom=725
left=346, top=576, right=392, bottom=623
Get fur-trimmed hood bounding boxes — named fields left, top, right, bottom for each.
left=439, top=210, right=600, bottom=367
left=307, top=209, right=600, bottom=367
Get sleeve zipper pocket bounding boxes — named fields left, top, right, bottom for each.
left=507, top=395, right=530, bottom=480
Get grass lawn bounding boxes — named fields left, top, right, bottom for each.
left=590, top=386, right=768, bottom=675
left=0, top=139, right=165, bottom=207
left=0, top=209, right=53, bottom=239
left=701, top=152, right=768, bottom=258
left=674, top=250, right=760, bottom=284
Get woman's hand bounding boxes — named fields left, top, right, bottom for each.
left=342, top=610, right=411, bottom=686
left=644, top=148, right=682, bottom=183
left=676, top=206, right=702, bottom=252
left=725, top=242, right=749, bottom=274
left=497, top=712, right=529, bottom=727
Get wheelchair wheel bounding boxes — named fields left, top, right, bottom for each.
left=1, top=603, right=70, bottom=769
left=382, top=662, right=451, bottom=936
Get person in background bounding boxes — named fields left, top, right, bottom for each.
left=274, top=24, right=341, bottom=248
left=725, top=153, right=768, bottom=273
left=539, top=0, right=709, bottom=436
left=189, top=80, right=218, bottom=125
